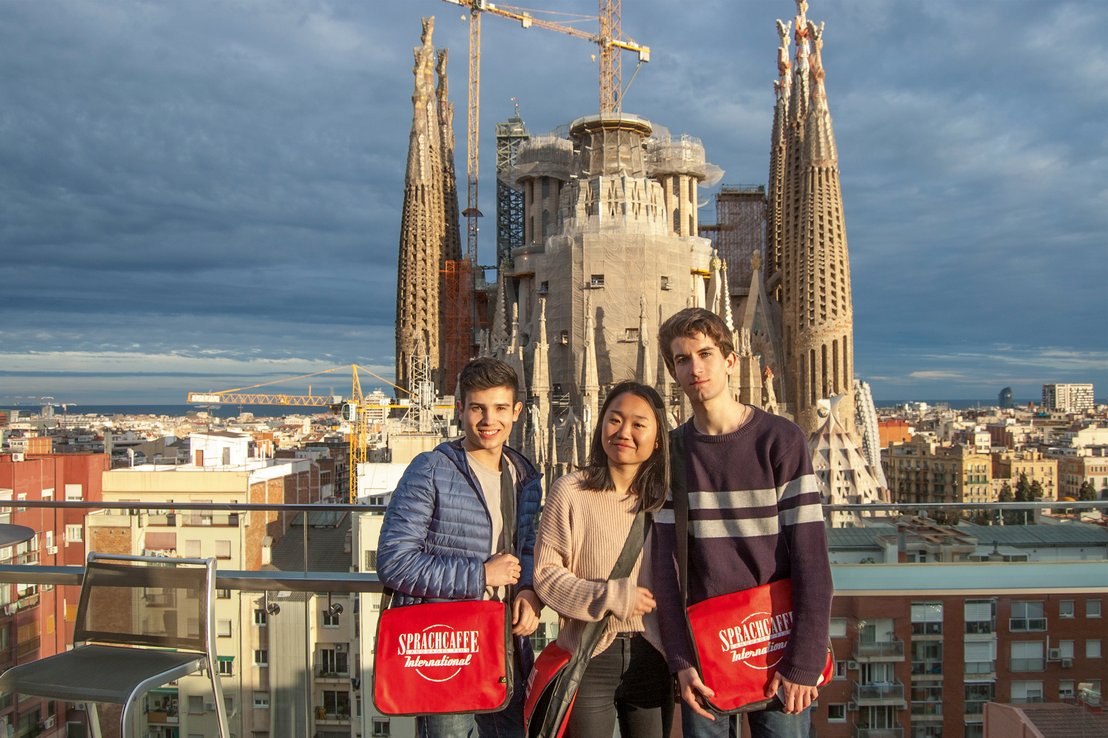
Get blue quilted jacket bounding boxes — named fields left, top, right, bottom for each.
left=377, top=439, right=544, bottom=606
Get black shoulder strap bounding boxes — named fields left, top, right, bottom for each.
left=534, top=508, right=647, bottom=738
left=671, top=424, right=690, bottom=605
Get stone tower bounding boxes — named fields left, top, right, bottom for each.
left=395, top=18, right=450, bottom=392
left=774, top=1, right=855, bottom=435
left=502, top=114, right=719, bottom=458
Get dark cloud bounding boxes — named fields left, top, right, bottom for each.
left=1, top=0, right=1105, bottom=404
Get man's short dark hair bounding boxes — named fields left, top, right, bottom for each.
left=657, top=307, right=736, bottom=375
left=457, top=357, right=519, bottom=405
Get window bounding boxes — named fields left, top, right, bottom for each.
left=364, top=550, right=377, bottom=571
left=834, top=660, right=848, bottom=680
left=322, top=689, right=350, bottom=719
left=217, top=657, right=234, bottom=676
left=216, top=619, right=232, bottom=638
left=1011, top=641, right=1044, bottom=672
left=216, top=588, right=231, bottom=599
left=965, top=683, right=994, bottom=715
left=1087, top=639, right=1102, bottom=658
left=1088, top=600, right=1102, bottom=618
left=215, top=540, right=231, bottom=560
left=829, top=618, right=847, bottom=638
left=1060, top=600, right=1075, bottom=618
left=1010, top=601, right=1046, bottom=631
left=323, top=609, right=340, bottom=628
left=589, top=274, right=604, bottom=288
left=1059, top=680, right=1076, bottom=699
left=965, top=600, right=995, bottom=634
left=65, top=525, right=82, bottom=544
left=65, top=484, right=83, bottom=501
left=184, top=539, right=201, bottom=558
left=964, top=641, right=995, bottom=674
left=1011, top=680, right=1044, bottom=703
left=911, top=602, right=943, bottom=635
left=660, top=275, right=672, bottom=290
left=319, top=647, right=349, bottom=675
left=254, top=649, right=268, bottom=666
left=188, top=695, right=204, bottom=714
left=1059, top=640, right=1075, bottom=659
left=911, top=641, right=943, bottom=676
left=372, top=717, right=391, bottom=737
left=223, top=695, right=234, bottom=717
left=254, top=608, right=267, bottom=626
left=253, top=692, right=270, bottom=709
left=826, top=704, right=846, bottom=722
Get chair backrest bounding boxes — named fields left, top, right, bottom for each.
left=73, top=553, right=216, bottom=654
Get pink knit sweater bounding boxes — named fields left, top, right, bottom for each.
left=533, top=470, right=661, bottom=658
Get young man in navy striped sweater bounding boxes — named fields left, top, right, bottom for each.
left=651, top=308, right=832, bottom=738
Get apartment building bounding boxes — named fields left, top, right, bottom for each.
left=992, top=450, right=1059, bottom=501
left=885, top=437, right=993, bottom=507
left=816, top=562, right=1107, bottom=738
left=92, top=431, right=320, bottom=738
left=1042, top=384, right=1095, bottom=414
left=0, top=451, right=108, bottom=737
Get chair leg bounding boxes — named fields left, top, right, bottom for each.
left=210, top=670, right=230, bottom=738
left=86, top=702, right=103, bottom=738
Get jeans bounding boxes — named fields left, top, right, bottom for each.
left=680, top=700, right=811, bottom=738
left=417, top=663, right=527, bottom=738
left=567, top=633, right=674, bottom=738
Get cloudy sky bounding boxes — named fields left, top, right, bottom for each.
left=1, top=0, right=1105, bottom=406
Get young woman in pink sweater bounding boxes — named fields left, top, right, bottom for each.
left=534, top=381, right=674, bottom=737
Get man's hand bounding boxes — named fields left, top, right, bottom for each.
left=511, top=589, right=542, bottom=636
left=631, top=586, right=656, bottom=617
left=766, top=673, right=818, bottom=714
left=484, top=552, right=521, bottom=587
left=677, top=666, right=716, bottom=720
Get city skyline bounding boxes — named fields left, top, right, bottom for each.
left=2, top=1, right=1105, bottom=405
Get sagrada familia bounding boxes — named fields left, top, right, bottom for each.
left=394, top=3, right=888, bottom=523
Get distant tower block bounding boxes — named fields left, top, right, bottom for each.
left=396, top=18, right=449, bottom=392
left=495, top=107, right=530, bottom=265
left=504, top=113, right=718, bottom=448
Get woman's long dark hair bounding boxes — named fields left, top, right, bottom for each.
left=582, top=381, right=669, bottom=513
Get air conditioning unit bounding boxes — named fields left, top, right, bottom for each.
left=42, top=715, right=55, bottom=729
left=45, top=546, right=57, bottom=555
left=1062, top=657, right=1073, bottom=668
left=204, top=701, right=215, bottom=711
left=1048, top=648, right=1062, bottom=661
left=847, top=660, right=859, bottom=670
left=847, top=701, right=858, bottom=711
left=336, top=643, right=348, bottom=653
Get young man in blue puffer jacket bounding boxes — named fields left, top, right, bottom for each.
left=377, top=357, right=544, bottom=738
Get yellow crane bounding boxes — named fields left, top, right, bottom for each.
left=187, top=365, right=450, bottom=503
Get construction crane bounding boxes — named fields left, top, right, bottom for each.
left=440, top=0, right=651, bottom=311
left=187, top=364, right=451, bottom=503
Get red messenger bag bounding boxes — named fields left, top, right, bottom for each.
left=523, top=510, right=648, bottom=738
left=672, top=426, right=833, bottom=714
left=373, top=597, right=513, bottom=715
left=373, top=459, right=519, bottom=716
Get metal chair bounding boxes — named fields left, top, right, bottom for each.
left=0, top=552, right=229, bottom=738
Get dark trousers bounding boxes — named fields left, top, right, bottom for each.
left=567, top=633, right=674, bottom=738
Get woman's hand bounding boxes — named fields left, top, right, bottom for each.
left=631, top=586, right=656, bottom=616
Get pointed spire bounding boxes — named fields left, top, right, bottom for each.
left=706, top=250, right=722, bottom=319
left=637, top=296, right=654, bottom=387
left=720, top=259, right=735, bottom=332
left=436, top=48, right=462, bottom=264
left=490, top=267, right=509, bottom=355
left=395, top=17, right=447, bottom=392
left=581, top=292, right=599, bottom=436
left=804, top=21, right=837, bottom=165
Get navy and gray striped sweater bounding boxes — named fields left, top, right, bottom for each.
left=652, top=407, right=834, bottom=686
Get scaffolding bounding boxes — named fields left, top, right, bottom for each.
left=495, top=111, right=529, bottom=264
